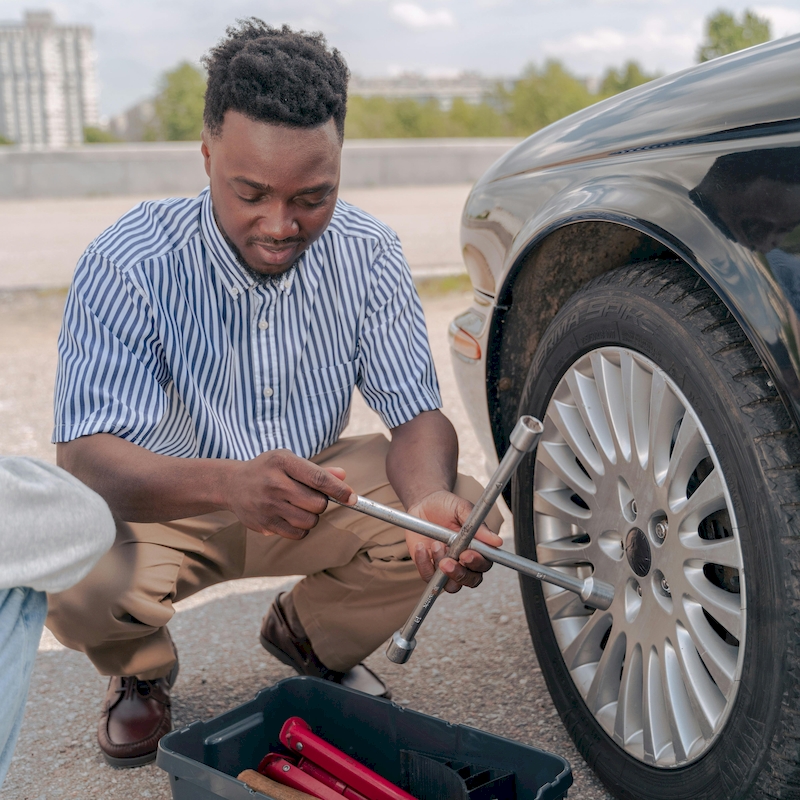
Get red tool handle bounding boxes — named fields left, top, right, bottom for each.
left=298, top=758, right=370, bottom=800
left=280, top=717, right=416, bottom=800
left=259, top=753, right=344, bottom=800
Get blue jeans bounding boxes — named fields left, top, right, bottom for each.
left=0, top=587, right=47, bottom=788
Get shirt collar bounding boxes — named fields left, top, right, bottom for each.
left=199, top=187, right=301, bottom=299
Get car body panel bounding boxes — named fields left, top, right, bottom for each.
left=453, top=38, right=800, bottom=466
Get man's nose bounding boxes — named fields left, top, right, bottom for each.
left=257, top=202, right=300, bottom=240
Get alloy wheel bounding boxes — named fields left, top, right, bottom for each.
left=532, top=346, right=745, bottom=767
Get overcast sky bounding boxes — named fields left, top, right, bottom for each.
left=4, top=0, right=800, bottom=117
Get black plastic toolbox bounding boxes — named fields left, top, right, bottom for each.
left=156, top=676, right=572, bottom=800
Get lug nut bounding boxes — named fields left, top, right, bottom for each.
left=636, top=584, right=642, bottom=597
left=654, top=520, right=668, bottom=541
left=630, top=500, right=637, bottom=518
left=660, top=577, right=670, bottom=595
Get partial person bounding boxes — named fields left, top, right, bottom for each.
left=48, top=20, right=503, bottom=768
left=0, top=457, right=114, bottom=787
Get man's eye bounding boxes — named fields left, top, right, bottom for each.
left=238, top=194, right=262, bottom=204
left=299, top=197, right=327, bottom=209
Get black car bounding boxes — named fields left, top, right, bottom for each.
left=449, top=34, right=800, bottom=800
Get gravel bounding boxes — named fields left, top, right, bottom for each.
left=0, top=287, right=613, bottom=800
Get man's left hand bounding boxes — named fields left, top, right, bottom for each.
left=405, top=490, right=502, bottom=593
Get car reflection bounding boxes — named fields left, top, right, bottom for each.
left=690, top=147, right=800, bottom=313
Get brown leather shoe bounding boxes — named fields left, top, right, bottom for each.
left=260, top=594, right=390, bottom=698
left=97, top=660, right=179, bottom=768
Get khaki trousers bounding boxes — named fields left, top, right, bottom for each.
left=46, top=434, right=502, bottom=679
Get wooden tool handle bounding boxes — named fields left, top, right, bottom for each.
left=237, top=769, right=318, bottom=800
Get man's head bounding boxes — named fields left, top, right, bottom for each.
left=201, top=20, right=350, bottom=279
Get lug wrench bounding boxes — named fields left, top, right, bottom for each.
left=329, top=416, right=614, bottom=664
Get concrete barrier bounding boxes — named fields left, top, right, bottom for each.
left=0, top=138, right=521, bottom=199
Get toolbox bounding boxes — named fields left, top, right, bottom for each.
left=156, top=676, right=572, bottom=800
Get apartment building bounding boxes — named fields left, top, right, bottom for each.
left=0, top=10, right=98, bottom=147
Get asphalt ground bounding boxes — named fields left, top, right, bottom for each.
left=0, top=190, right=614, bottom=799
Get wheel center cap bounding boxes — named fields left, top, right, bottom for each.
left=625, top=527, right=651, bottom=577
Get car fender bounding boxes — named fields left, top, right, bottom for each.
left=489, top=173, right=800, bottom=448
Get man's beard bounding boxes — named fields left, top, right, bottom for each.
left=212, top=204, right=300, bottom=286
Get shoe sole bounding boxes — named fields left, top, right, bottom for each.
left=102, top=750, right=158, bottom=768
left=99, top=660, right=181, bottom=769
left=260, top=632, right=301, bottom=672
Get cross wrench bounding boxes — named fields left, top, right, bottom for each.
left=330, top=415, right=614, bottom=664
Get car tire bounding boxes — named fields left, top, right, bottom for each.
left=513, top=259, right=800, bottom=799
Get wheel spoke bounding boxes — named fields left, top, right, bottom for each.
left=548, top=398, right=605, bottom=477
left=614, top=642, right=644, bottom=752
left=534, top=487, right=591, bottom=526
left=643, top=646, right=673, bottom=764
left=535, top=537, right=593, bottom=567
left=672, top=468, right=726, bottom=530
left=662, top=638, right=703, bottom=763
left=564, top=369, right=617, bottom=464
left=684, top=565, right=743, bottom=642
left=546, top=587, right=592, bottom=620
left=561, top=610, right=612, bottom=671
left=672, top=622, right=726, bottom=737
left=682, top=598, right=738, bottom=696
left=648, top=371, right=684, bottom=487
left=590, top=351, right=631, bottom=463
left=538, top=440, right=597, bottom=496
left=666, top=414, right=707, bottom=505
left=679, top=531, right=742, bottom=569
left=585, top=628, right=627, bottom=716
left=622, top=350, right=653, bottom=470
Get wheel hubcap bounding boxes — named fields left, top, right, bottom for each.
left=532, top=346, right=745, bottom=767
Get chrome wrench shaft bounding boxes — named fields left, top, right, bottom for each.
left=386, top=415, right=542, bottom=663
left=331, top=493, right=613, bottom=611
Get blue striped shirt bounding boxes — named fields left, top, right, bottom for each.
left=53, top=188, right=441, bottom=461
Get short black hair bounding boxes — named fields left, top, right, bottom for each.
left=202, top=19, right=349, bottom=140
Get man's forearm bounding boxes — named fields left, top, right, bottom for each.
left=386, top=410, right=458, bottom=509
left=57, top=434, right=235, bottom=523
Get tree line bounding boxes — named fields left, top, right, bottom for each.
left=84, top=8, right=773, bottom=144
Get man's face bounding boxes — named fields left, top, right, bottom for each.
left=201, top=111, right=342, bottom=275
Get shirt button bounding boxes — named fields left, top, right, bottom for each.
left=258, top=320, right=269, bottom=330
left=263, top=387, right=274, bottom=398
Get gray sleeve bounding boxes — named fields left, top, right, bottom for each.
left=0, top=457, right=115, bottom=593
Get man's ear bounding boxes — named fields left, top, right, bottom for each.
left=200, top=130, right=212, bottom=179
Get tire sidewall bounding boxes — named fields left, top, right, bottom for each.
left=514, top=283, right=787, bottom=799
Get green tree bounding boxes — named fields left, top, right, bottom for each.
left=153, top=61, right=206, bottom=140
left=697, top=9, right=771, bottom=62
left=599, top=61, right=659, bottom=96
left=0, top=133, right=13, bottom=145
left=495, top=60, right=594, bottom=137
left=83, top=126, right=120, bottom=143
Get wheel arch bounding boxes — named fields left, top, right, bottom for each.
left=485, top=214, right=800, bottom=461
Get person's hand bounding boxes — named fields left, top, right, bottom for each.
left=405, top=490, right=502, bottom=593
left=223, top=450, right=354, bottom=539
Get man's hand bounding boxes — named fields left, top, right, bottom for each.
left=224, top=450, right=355, bottom=539
left=406, top=490, right=502, bottom=593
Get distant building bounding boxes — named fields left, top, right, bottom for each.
left=108, top=99, right=158, bottom=142
left=349, top=72, right=509, bottom=110
left=0, top=10, right=98, bottom=147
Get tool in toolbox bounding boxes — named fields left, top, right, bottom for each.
left=259, top=717, right=418, bottom=800
left=330, top=415, right=614, bottom=663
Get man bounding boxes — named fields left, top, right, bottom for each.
left=0, top=457, right=114, bottom=787
left=48, top=20, right=503, bottom=769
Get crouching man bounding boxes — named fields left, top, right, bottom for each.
left=47, top=19, right=502, bottom=768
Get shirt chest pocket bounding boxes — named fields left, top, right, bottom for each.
left=300, top=360, right=358, bottom=400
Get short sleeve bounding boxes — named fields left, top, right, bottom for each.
left=357, top=236, right=442, bottom=428
left=53, top=251, right=169, bottom=445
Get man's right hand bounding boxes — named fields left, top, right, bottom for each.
left=223, top=449, right=355, bottom=539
